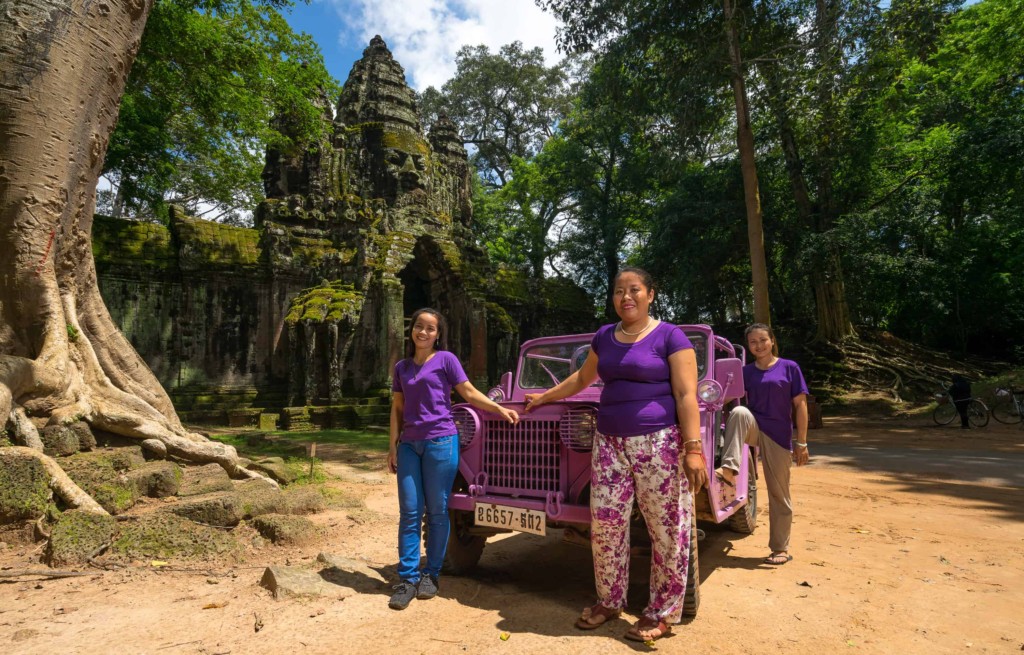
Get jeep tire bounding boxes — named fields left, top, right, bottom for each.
left=442, top=509, right=485, bottom=575
left=726, top=449, right=758, bottom=534
left=683, top=507, right=700, bottom=617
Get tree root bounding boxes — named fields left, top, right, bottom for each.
left=813, top=329, right=998, bottom=402
left=2, top=446, right=108, bottom=514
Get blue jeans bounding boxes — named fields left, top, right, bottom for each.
left=396, top=434, right=459, bottom=583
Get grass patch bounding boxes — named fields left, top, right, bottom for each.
left=207, top=428, right=388, bottom=474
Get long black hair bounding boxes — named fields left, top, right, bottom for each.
left=405, top=307, right=449, bottom=359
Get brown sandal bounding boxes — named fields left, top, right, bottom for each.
left=575, top=603, right=621, bottom=630
left=625, top=616, right=672, bottom=642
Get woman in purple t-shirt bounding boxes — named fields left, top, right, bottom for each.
left=525, top=268, right=705, bottom=643
left=386, top=308, right=519, bottom=611
left=717, top=322, right=809, bottom=566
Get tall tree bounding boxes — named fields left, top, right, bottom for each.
left=539, top=0, right=775, bottom=324
left=1, top=0, right=258, bottom=509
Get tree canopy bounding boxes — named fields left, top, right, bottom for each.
left=101, top=0, right=339, bottom=222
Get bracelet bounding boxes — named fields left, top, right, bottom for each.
left=794, top=442, right=808, bottom=448
left=682, top=439, right=701, bottom=445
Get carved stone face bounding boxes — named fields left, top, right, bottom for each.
left=384, top=147, right=428, bottom=195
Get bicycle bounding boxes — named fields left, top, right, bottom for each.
left=990, top=388, right=1024, bottom=425
left=932, top=391, right=989, bottom=427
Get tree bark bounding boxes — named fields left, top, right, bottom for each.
left=723, top=0, right=771, bottom=326
left=809, top=0, right=855, bottom=342
left=0, top=0, right=249, bottom=490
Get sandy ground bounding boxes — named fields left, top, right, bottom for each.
left=1, top=413, right=1022, bottom=655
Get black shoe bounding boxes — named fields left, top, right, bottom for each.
left=417, top=574, right=439, bottom=600
left=389, top=581, right=417, bottom=610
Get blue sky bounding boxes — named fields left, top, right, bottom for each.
left=280, top=0, right=563, bottom=92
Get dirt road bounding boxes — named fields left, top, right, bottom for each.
left=2, top=415, right=1022, bottom=654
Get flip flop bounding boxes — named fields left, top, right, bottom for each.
left=625, top=616, right=672, bottom=642
left=764, top=553, right=793, bottom=565
left=575, top=603, right=621, bottom=630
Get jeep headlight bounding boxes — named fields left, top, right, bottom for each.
left=559, top=406, right=597, bottom=452
left=697, top=379, right=723, bottom=404
left=486, top=386, right=505, bottom=402
left=452, top=406, right=480, bottom=449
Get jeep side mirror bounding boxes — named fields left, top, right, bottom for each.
left=715, top=358, right=745, bottom=401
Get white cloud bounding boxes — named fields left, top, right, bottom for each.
left=333, top=0, right=562, bottom=91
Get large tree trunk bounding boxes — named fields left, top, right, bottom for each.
left=810, top=0, right=855, bottom=342
left=723, top=0, right=771, bottom=326
left=0, top=0, right=250, bottom=482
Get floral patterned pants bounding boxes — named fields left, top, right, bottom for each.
left=590, top=425, right=692, bottom=623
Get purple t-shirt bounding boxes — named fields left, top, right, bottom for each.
left=391, top=350, right=469, bottom=441
left=591, top=321, right=693, bottom=437
left=743, top=358, right=808, bottom=449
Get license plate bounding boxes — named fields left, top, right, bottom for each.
left=474, top=503, right=546, bottom=536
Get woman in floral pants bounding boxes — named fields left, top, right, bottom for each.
left=526, top=268, right=705, bottom=642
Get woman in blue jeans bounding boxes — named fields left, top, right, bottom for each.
left=387, top=308, right=519, bottom=610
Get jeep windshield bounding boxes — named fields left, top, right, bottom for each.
left=517, top=329, right=708, bottom=390
left=519, top=341, right=600, bottom=390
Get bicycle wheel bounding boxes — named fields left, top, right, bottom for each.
left=933, top=402, right=957, bottom=425
left=967, top=400, right=989, bottom=428
left=991, top=399, right=1023, bottom=424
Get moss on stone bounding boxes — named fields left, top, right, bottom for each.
left=284, top=281, right=363, bottom=324
left=45, top=510, right=117, bottom=567
left=281, top=485, right=326, bottom=515
left=250, top=513, right=321, bottom=546
left=0, top=450, right=52, bottom=521
left=173, top=214, right=260, bottom=267
left=112, top=513, right=241, bottom=560
left=381, top=130, right=431, bottom=158
left=61, top=450, right=142, bottom=514
left=40, top=425, right=80, bottom=457
left=236, top=479, right=287, bottom=518
left=91, top=215, right=176, bottom=269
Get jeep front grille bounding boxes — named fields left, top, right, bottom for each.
left=482, top=418, right=561, bottom=497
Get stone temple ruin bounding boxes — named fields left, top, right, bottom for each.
left=92, top=36, right=595, bottom=430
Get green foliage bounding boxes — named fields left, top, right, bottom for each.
left=421, top=42, right=576, bottom=278
left=104, top=0, right=340, bottom=221
left=66, top=323, right=79, bottom=343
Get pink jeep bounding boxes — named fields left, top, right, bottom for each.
left=447, top=325, right=756, bottom=616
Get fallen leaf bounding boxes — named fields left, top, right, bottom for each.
left=203, top=602, right=228, bottom=610
left=150, top=560, right=169, bottom=567
left=499, top=632, right=511, bottom=641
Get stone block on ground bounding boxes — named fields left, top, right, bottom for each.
left=247, top=457, right=298, bottom=484
left=169, top=491, right=244, bottom=527
left=259, top=413, right=280, bottom=431
left=45, top=510, right=117, bottom=567
left=40, top=426, right=79, bottom=457
left=281, top=485, right=326, bottom=515
left=259, top=566, right=351, bottom=600
left=0, top=449, right=52, bottom=521
left=112, top=513, right=241, bottom=560
left=177, top=463, right=233, bottom=497
left=316, top=552, right=388, bottom=593
left=61, top=452, right=139, bottom=515
left=125, top=461, right=182, bottom=498
left=0, top=520, right=41, bottom=545
left=250, top=513, right=321, bottom=546
left=68, top=422, right=97, bottom=451
left=236, top=479, right=286, bottom=518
